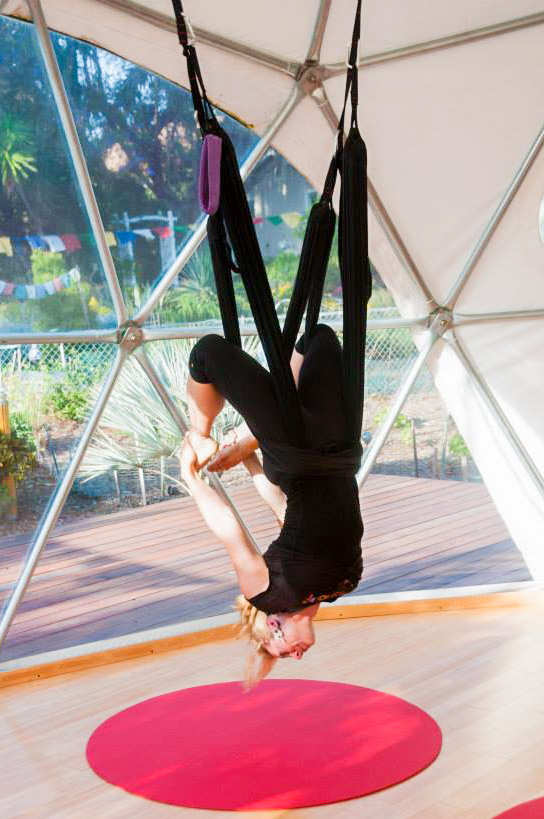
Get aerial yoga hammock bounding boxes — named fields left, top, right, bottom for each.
left=173, top=0, right=372, bottom=667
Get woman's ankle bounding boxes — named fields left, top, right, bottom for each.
left=187, top=428, right=218, bottom=469
left=188, top=427, right=213, bottom=442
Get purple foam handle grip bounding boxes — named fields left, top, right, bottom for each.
left=198, top=134, right=222, bottom=214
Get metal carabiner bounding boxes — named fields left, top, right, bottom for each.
left=181, top=10, right=196, bottom=47
left=345, top=38, right=360, bottom=70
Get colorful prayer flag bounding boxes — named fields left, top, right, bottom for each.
left=153, top=226, right=173, bottom=238
left=281, top=212, right=302, bottom=229
left=105, top=231, right=117, bottom=247
left=43, top=235, right=66, bottom=252
left=60, top=234, right=82, bottom=252
left=26, top=235, right=48, bottom=250
left=0, top=237, right=13, bottom=256
left=115, top=230, right=136, bottom=244
left=133, top=228, right=154, bottom=240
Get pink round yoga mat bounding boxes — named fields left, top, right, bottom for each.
left=87, top=678, right=442, bottom=810
left=493, top=797, right=544, bottom=818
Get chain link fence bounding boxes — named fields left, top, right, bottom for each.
left=0, top=310, right=481, bottom=523
left=0, top=340, right=115, bottom=376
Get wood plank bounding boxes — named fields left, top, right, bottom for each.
left=0, top=475, right=525, bottom=664
left=3, top=606, right=544, bottom=817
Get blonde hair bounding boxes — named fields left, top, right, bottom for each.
left=233, top=594, right=278, bottom=691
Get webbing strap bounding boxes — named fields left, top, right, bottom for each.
left=171, top=0, right=217, bottom=133
left=170, top=1, right=368, bottom=459
left=323, top=0, right=363, bottom=200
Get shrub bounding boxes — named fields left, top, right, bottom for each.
left=449, top=432, right=470, bottom=457
left=372, top=408, right=415, bottom=445
left=47, top=373, right=90, bottom=421
left=0, top=483, right=13, bottom=517
left=0, top=431, right=37, bottom=482
left=9, top=412, right=36, bottom=453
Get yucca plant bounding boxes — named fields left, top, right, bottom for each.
left=79, top=336, right=262, bottom=488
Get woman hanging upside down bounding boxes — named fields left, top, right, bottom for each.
left=179, top=323, right=364, bottom=687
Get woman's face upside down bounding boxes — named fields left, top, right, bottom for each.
left=264, top=607, right=318, bottom=659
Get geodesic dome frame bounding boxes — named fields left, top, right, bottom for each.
left=1, top=0, right=544, bottom=653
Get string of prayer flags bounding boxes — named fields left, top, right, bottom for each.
left=0, top=267, right=81, bottom=300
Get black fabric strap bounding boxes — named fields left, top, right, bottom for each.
left=336, top=0, right=362, bottom=144
left=171, top=0, right=217, bottom=133
left=170, top=0, right=369, bottom=465
left=259, top=439, right=363, bottom=480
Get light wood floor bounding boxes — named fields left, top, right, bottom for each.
left=0, top=474, right=530, bottom=663
left=1, top=602, right=544, bottom=819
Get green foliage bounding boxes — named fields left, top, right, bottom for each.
left=449, top=432, right=470, bottom=457
left=9, top=412, right=36, bottom=453
left=372, top=408, right=415, bottom=445
left=180, top=248, right=216, bottom=300
left=1, top=372, right=51, bottom=432
left=0, top=483, right=13, bottom=517
left=368, top=286, right=396, bottom=310
left=0, top=112, right=37, bottom=186
left=46, top=365, right=94, bottom=421
left=264, top=206, right=343, bottom=310
left=265, top=251, right=298, bottom=306
left=395, top=414, right=414, bottom=446
left=80, top=337, right=261, bottom=484
left=159, top=290, right=221, bottom=323
left=0, top=431, right=37, bottom=482
left=31, top=249, right=66, bottom=284
left=33, top=282, right=95, bottom=330
left=0, top=250, right=110, bottom=331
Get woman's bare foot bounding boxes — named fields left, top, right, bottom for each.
left=186, top=429, right=219, bottom=470
left=208, top=440, right=247, bottom=472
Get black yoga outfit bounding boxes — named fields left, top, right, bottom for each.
left=189, top=323, right=364, bottom=614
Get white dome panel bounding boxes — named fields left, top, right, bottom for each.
left=321, top=0, right=544, bottom=63
left=324, top=23, right=544, bottom=304
left=455, top=146, right=544, bottom=313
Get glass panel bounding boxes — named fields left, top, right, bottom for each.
left=145, top=146, right=320, bottom=330
left=0, top=341, right=118, bottom=662
left=0, top=337, right=276, bottom=661
left=357, top=360, right=533, bottom=595
left=0, top=17, right=115, bottom=333
left=52, top=33, right=259, bottom=314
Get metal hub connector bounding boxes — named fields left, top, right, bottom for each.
left=118, top=322, right=144, bottom=352
left=428, top=308, right=453, bottom=337
left=297, top=63, right=325, bottom=96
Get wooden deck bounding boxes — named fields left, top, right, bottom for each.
left=0, top=474, right=531, bottom=663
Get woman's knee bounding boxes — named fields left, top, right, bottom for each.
left=308, top=323, right=341, bottom=353
left=188, top=334, right=225, bottom=383
left=295, top=324, right=337, bottom=353
left=314, top=323, right=337, bottom=340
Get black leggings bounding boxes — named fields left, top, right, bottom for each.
left=188, top=323, right=349, bottom=451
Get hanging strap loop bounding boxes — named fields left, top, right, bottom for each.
left=170, top=0, right=369, bottom=460
left=335, top=0, right=362, bottom=155
left=171, top=0, right=218, bottom=134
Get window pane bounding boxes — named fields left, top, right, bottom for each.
left=0, top=17, right=115, bottom=334
left=53, top=34, right=259, bottom=313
